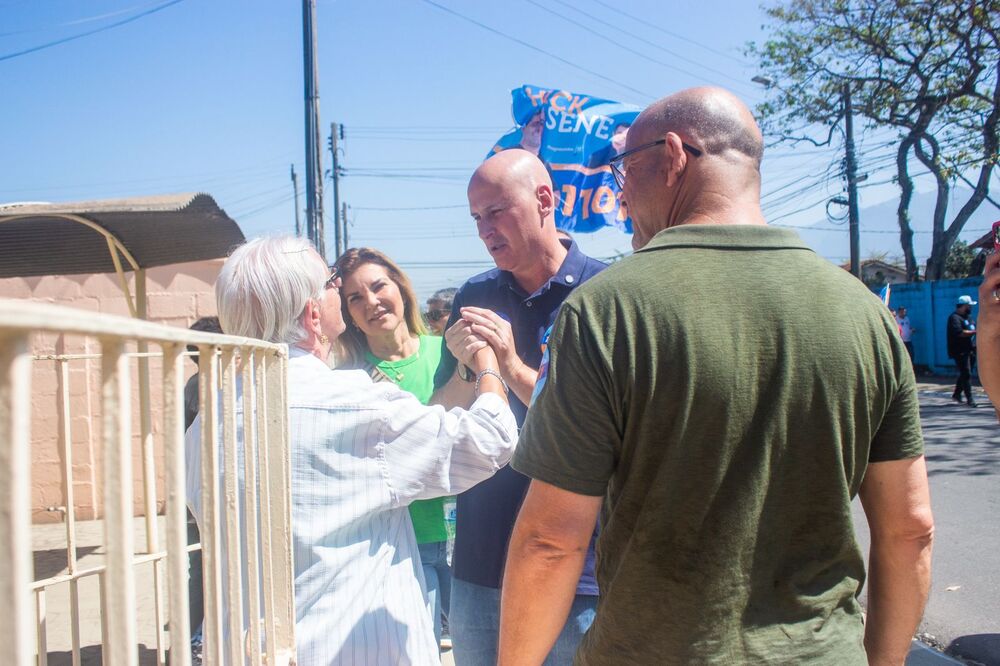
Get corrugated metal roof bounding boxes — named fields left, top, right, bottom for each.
left=0, top=193, right=245, bottom=278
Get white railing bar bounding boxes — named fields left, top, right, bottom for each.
left=162, top=342, right=191, bottom=666
left=199, top=346, right=224, bottom=666
left=0, top=299, right=285, bottom=353
left=57, top=356, right=83, bottom=666
left=136, top=336, right=167, bottom=666
left=100, top=339, right=137, bottom=666
left=99, top=572, right=110, bottom=657
left=255, top=353, right=279, bottom=666
left=242, top=350, right=263, bottom=666
left=29, top=546, right=204, bottom=591
left=0, top=330, right=35, bottom=666
left=269, top=351, right=296, bottom=662
left=36, top=588, right=48, bottom=666
left=221, top=348, right=245, bottom=665
left=69, top=579, right=82, bottom=666
left=32, top=351, right=200, bottom=362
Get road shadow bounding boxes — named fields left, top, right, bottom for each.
left=918, top=400, right=1000, bottom=477
left=45, top=644, right=161, bottom=665
left=33, top=546, right=101, bottom=581
left=946, top=633, right=1000, bottom=665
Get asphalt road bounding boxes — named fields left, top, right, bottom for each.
left=853, top=383, right=1000, bottom=665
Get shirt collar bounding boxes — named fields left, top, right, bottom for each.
left=497, top=238, right=588, bottom=295
left=635, top=224, right=814, bottom=254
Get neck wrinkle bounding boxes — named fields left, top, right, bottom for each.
left=512, top=236, right=568, bottom=295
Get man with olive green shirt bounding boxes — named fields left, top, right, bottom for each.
left=499, top=88, right=934, bottom=665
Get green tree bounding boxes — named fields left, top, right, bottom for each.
left=943, top=239, right=976, bottom=278
left=749, top=0, right=1000, bottom=281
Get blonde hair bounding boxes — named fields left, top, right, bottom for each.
left=333, top=247, right=427, bottom=368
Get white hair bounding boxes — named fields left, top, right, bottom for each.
left=216, top=235, right=328, bottom=344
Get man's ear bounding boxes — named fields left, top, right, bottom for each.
left=537, top=183, right=555, bottom=218
left=303, top=298, right=322, bottom=338
left=663, top=132, right=690, bottom=188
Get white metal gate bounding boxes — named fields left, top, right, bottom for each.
left=0, top=298, right=297, bottom=666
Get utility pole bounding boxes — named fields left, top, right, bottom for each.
left=329, top=122, right=342, bottom=258
left=290, top=164, right=301, bottom=237
left=753, top=76, right=864, bottom=276
left=342, top=202, right=349, bottom=251
left=843, top=82, right=861, bottom=278
left=302, top=0, right=325, bottom=258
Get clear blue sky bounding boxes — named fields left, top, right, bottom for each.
left=1, top=0, right=993, bottom=297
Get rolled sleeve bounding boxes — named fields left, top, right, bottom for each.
left=378, top=385, right=518, bottom=506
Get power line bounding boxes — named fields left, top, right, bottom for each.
left=354, top=204, right=468, bottom=211
left=0, top=0, right=174, bottom=37
left=0, top=0, right=186, bottom=62
left=587, top=0, right=751, bottom=66
left=417, top=0, right=655, bottom=101
left=539, top=0, right=759, bottom=94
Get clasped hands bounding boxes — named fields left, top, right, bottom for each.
left=445, top=306, right=520, bottom=379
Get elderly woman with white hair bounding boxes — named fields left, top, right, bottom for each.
left=186, top=235, right=515, bottom=666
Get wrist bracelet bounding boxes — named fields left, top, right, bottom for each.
left=474, top=368, right=509, bottom=397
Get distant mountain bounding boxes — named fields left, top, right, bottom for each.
left=792, top=186, right=998, bottom=265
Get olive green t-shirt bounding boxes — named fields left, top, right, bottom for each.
left=513, top=225, right=923, bottom=665
left=368, top=334, right=450, bottom=544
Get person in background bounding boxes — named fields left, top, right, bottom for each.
left=187, top=235, right=515, bottom=665
left=895, top=306, right=916, bottom=368
left=977, top=252, right=1000, bottom=416
left=426, top=287, right=458, bottom=337
left=334, top=247, right=454, bottom=650
left=516, top=111, right=544, bottom=156
left=947, top=295, right=979, bottom=407
left=500, top=87, right=933, bottom=666
left=434, top=149, right=606, bottom=666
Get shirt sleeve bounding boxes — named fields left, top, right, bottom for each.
left=377, top=384, right=518, bottom=506
left=512, top=303, right=620, bottom=496
left=433, top=286, right=465, bottom=389
left=947, top=313, right=963, bottom=339
left=870, top=317, right=925, bottom=462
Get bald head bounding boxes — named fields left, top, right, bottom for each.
left=470, top=148, right=552, bottom=194
left=467, top=149, right=565, bottom=288
left=635, top=87, right=763, bottom=168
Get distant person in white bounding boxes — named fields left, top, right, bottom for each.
left=895, top=305, right=916, bottom=366
left=186, top=235, right=515, bottom=665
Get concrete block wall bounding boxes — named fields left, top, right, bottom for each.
left=0, top=259, right=224, bottom=523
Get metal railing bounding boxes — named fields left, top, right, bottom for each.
left=0, top=298, right=297, bottom=666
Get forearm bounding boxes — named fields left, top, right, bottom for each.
left=503, top=358, right=539, bottom=406
left=978, top=335, right=1000, bottom=399
left=430, top=368, right=475, bottom=409
left=499, top=529, right=586, bottom=665
left=864, top=532, right=934, bottom=665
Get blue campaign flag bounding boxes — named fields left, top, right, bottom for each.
left=488, top=84, right=641, bottom=233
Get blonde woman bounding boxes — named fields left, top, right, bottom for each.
left=334, top=247, right=453, bottom=648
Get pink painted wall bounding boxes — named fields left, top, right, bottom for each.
left=0, top=259, right=223, bottom=524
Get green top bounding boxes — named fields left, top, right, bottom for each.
left=367, top=334, right=450, bottom=544
left=513, top=225, right=924, bottom=665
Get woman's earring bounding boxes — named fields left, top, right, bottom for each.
left=319, top=334, right=329, bottom=345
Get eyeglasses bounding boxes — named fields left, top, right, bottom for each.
left=608, top=139, right=703, bottom=189
left=426, top=309, right=451, bottom=322
left=325, top=266, right=341, bottom=291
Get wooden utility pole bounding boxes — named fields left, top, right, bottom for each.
left=290, top=164, right=301, bottom=237
left=330, top=122, right=342, bottom=258
left=843, top=82, right=861, bottom=278
left=302, top=0, right=325, bottom=258
left=342, top=202, right=349, bottom=252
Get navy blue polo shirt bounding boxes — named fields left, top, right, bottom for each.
left=434, top=239, right=606, bottom=590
